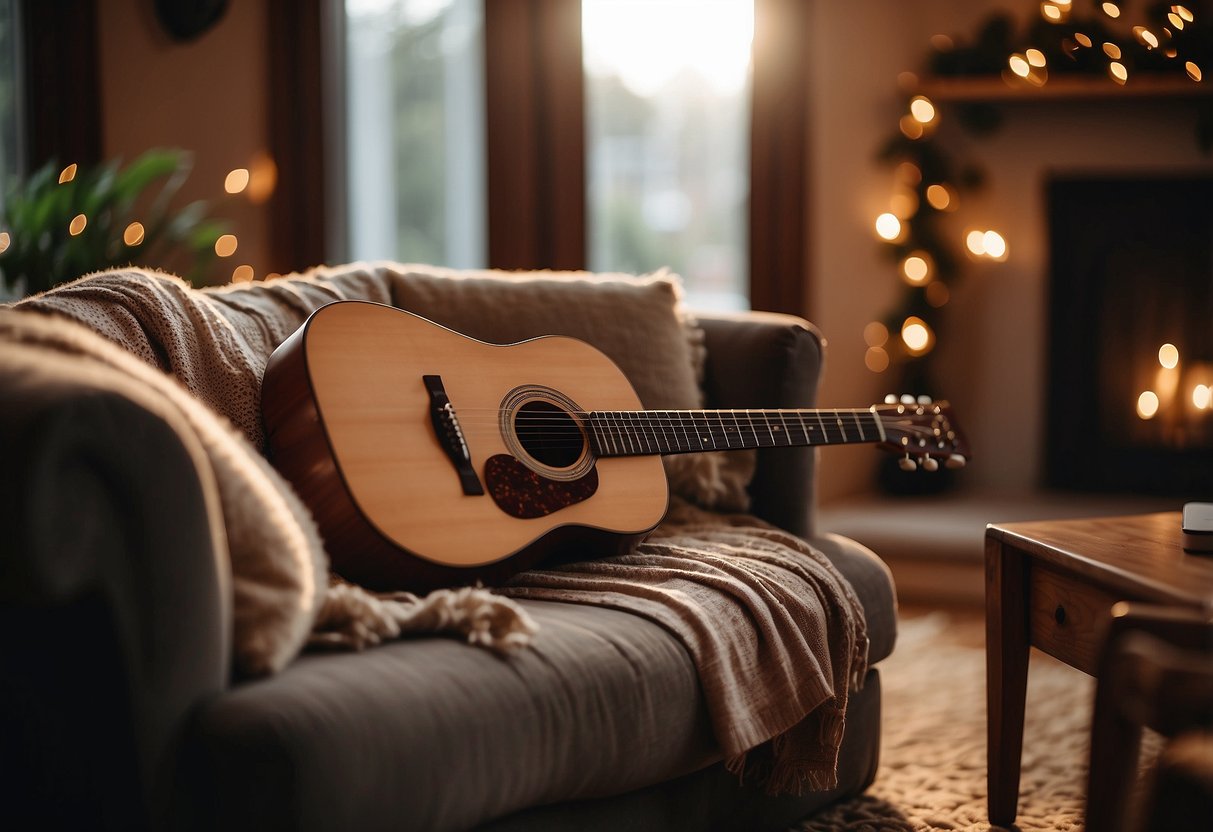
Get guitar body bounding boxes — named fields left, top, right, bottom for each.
left=261, top=301, right=669, bottom=591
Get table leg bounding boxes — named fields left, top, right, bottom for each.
left=986, top=536, right=1030, bottom=828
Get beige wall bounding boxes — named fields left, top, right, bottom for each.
left=96, top=0, right=271, bottom=280
left=806, top=0, right=1211, bottom=500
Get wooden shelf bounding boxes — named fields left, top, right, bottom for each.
left=916, top=74, right=1213, bottom=102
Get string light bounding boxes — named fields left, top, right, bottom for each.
left=864, top=321, right=889, bottom=347
left=69, top=214, right=87, bottom=236
left=232, top=264, right=255, bottom=283
left=870, top=1, right=1202, bottom=381
left=1194, top=384, right=1212, bottom=410
left=1137, top=391, right=1160, bottom=420
left=0, top=231, right=9, bottom=254
left=215, top=234, right=238, bottom=257
left=123, top=222, right=145, bottom=246
left=1159, top=343, right=1180, bottom=368
left=875, top=213, right=902, bottom=241
left=58, top=164, right=77, bottom=184
left=225, top=168, right=250, bottom=194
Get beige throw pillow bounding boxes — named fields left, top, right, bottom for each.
left=382, top=264, right=752, bottom=512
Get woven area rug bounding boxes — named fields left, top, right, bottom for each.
left=797, top=610, right=1116, bottom=831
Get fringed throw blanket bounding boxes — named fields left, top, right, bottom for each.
left=502, top=498, right=868, bottom=794
left=11, top=267, right=867, bottom=793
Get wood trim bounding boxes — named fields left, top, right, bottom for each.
left=265, top=0, right=331, bottom=274
left=484, top=0, right=584, bottom=270
left=749, top=0, right=810, bottom=315
left=22, top=0, right=102, bottom=169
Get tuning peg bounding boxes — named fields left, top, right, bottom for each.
left=900, top=394, right=916, bottom=405
left=922, top=457, right=940, bottom=472
left=946, top=454, right=967, bottom=469
left=884, top=394, right=898, bottom=404
left=917, top=395, right=933, bottom=405
left=898, top=455, right=918, bottom=472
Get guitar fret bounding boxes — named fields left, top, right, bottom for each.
left=590, top=405, right=907, bottom=456
left=794, top=411, right=812, bottom=445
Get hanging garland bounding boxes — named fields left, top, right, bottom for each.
left=865, top=0, right=1212, bottom=394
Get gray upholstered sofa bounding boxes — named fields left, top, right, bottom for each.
left=0, top=266, right=896, bottom=831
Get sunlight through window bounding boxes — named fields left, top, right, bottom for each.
left=584, top=0, right=753, bottom=310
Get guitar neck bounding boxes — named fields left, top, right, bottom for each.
left=587, top=408, right=886, bottom=457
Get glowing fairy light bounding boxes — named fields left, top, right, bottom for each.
left=215, top=234, right=238, bottom=257
left=1026, top=49, right=1047, bottom=67
left=0, top=231, right=9, bottom=253
left=875, top=213, right=902, bottom=241
left=1009, top=54, right=1031, bottom=77
left=1174, top=5, right=1194, bottom=24
left=1132, top=27, right=1159, bottom=49
left=865, top=347, right=890, bottom=373
left=69, top=214, right=87, bottom=236
left=983, top=230, right=1008, bottom=260
left=900, top=115, right=925, bottom=139
left=1101, top=2, right=1121, bottom=19
left=909, top=96, right=936, bottom=124
left=232, top=265, right=255, bottom=283
left=1042, top=3, right=1063, bottom=22
left=890, top=191, right=919, bottom=219
left=1109, top=61, right=1129, bottom=84
left=898, top=162, right=922, bottom=185
left=1169, top=12, right=1185, bottom=28
left=1187, top=62, right=1203, bottom=82
left=225, top=168, right=250, bottom=194
left=966, top=230, right=987, bottom=256
left=926, top=184, right=954, bottom=210
left=901, top=252, right=932, bottom=285
left=1159, top=343, right=1180, bottom=369
left=1137, top=390, right=1160, bottom=419
left=864, top=321, right=889, bottom=347
left=1194, top=384, right=1212, bottom=410
left=1103, top=42, right=1122, bottom=59
left=123, top=222, right=145, bottom=246
left=58, top=163, right=77, bottom=184
left=901, top=317, right=933, bottom=355
left=1075, top=32, right=1093, bottom=47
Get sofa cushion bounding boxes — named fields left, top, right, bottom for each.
left=187, top=600, right=717, bottom=832
left=184, top=535, right=895, bottom=832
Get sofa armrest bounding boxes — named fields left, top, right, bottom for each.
left=0, top=349, right=230, bottom=829
left=697, top=311, right=825, bottom=539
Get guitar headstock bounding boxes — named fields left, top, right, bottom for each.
left=874, top=394, right=970, bottom=472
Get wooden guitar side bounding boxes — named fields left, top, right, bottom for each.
left=261, top=301, right=669, bottom=592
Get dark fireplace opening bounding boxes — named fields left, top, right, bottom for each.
left=1046, top=174, right=1213, bottom=500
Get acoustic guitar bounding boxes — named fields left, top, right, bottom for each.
left=261, top=301, right=969, bottom=591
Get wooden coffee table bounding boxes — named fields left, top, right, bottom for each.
left=984, top=512, right=1213, bottom=827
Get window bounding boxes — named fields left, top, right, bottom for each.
left=583, top=0, right=752, bottom=310
left=344, top=0, right=485, bottom=268
left=316, top=0, right=809, bottom=313
left=0, top=0, right=24, bottom=205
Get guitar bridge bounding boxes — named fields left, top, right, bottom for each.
left=423, top=375, right=484, bottom=496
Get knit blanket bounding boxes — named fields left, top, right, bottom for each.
left=502, top=498, right=868, bottom=793
left=11, top=267, right=867, bottom=793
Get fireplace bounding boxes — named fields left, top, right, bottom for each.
left=1045, top=174, right=1213, bottom=499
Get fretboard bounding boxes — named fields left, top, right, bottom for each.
left=586, top=408, right=886, bottom=457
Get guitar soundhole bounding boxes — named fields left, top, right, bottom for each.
left=515, top=401, right=584, bottom=469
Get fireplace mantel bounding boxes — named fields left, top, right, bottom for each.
left=917, top=74, right=1213, bottom=102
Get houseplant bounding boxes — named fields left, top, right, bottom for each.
left=0, top=148, right=227, bottom=300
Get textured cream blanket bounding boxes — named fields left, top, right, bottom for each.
left=12, top=267, right=867, bottom=793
